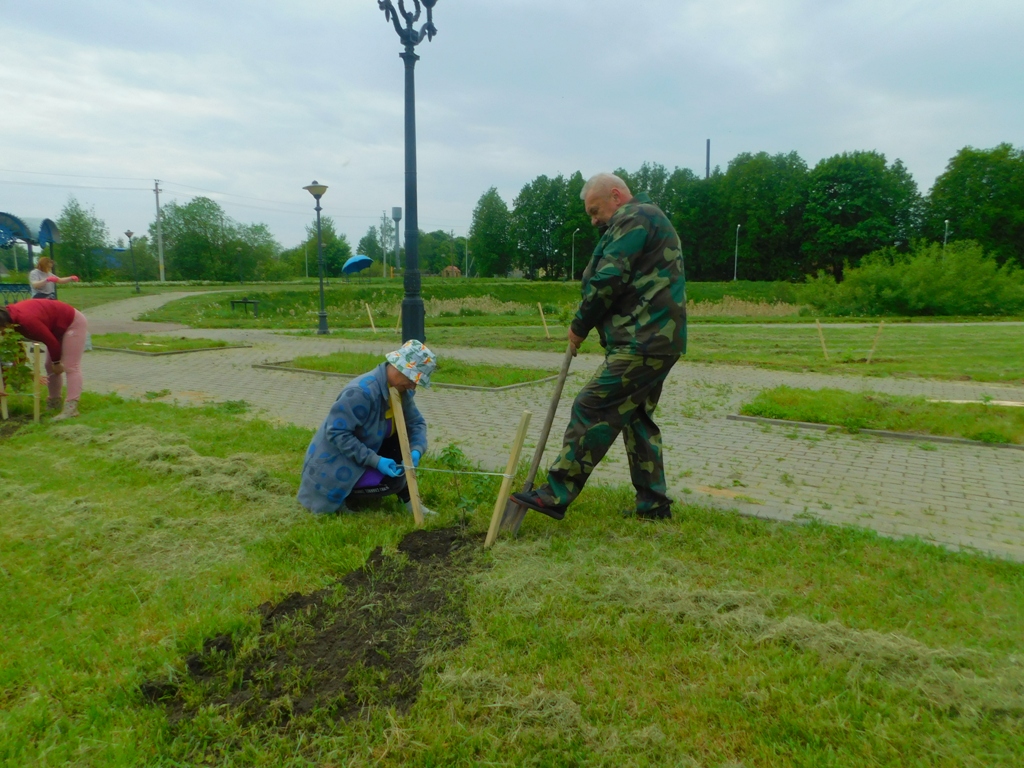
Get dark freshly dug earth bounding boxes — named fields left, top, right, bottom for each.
left=0, top=413, right=33, bottom=440
left=142, top=526, right=479, bottom=727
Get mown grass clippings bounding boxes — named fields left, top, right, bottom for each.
left=742, top=386, right=1024, bottom=444
left=2, top=394, right=1023, bottom=766
left=286, top=350, right=555, bottom=388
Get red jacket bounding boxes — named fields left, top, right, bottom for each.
left=6, top=299, right=77, bottom=361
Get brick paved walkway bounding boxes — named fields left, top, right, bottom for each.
left=81, top=294, right=1024, bottom=561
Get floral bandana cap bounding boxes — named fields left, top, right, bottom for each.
left=386, top=339, right=437, bottom=388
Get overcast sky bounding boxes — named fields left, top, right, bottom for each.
left=2, top=0, right=1021, bottom=250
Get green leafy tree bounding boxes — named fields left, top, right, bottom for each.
left=468, top=188, right=514, bottom=277
left=721, top=151, right=809, bottom=280
left=281, top=217, right=352, bottom=277
left=377, top=213, right=397, bottom=273
left=802, top=151, right=922, bottom=280
left=151, top=197, right=281, bottom=281
left=357, top=226, right=383, bottom=264
left=152, top=197, right=226, bottom=280
left=665, top=166, right=727, bottom=281
left=418, top=230, right=455, bottom=274
left=512, top=175, right=570, bottom=278
left=55, top=197, right=109, bottom=281
left=925, top=143, right=1024, bottom=267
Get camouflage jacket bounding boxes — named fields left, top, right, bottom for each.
left=570, top=193, right=686, bottom=357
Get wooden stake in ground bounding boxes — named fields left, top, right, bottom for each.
left=500, top=342, right=575, bottom=535
left=32, top=342, right=41, bottom=423
left=389, top=386, right=424, bottom=527
left=815, top=319, right=830, bottom=362
left=538, top=302, right=551, bottom=340
left=866, top=320, right=885, bottom=364
left=485, top=410, right=532, bottom=549
left=0, top=355, right=8, bottom=421
left=365, top=303, right=378, bottom=334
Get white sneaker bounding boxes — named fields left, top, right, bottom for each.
left=405, top=500, right=437, bottom=517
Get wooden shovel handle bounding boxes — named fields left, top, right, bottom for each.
left=521, top=341, right=575, bottom=490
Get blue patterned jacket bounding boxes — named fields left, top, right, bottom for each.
left=298, top=363, right=427, bottom=514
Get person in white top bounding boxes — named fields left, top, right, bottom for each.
left=29, top=257, right=78, bottom=299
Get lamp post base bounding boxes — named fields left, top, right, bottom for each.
left=401, top=297, right=425, bottom=343
left=317, top=313, right=329, bottom=335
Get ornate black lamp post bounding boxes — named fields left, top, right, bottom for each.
left=303, top=181, right=330, bottom=335
left=378, top=0, right=438, bottom=342
left=124, top=230, right=140, bottom=294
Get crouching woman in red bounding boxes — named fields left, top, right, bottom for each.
left=0, top=299, right=89, bottom=420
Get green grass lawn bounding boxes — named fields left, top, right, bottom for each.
left=138, top=280, right=819, bottom=331
left=687, top=322, right=1024, bottom=382
left=287, top=351, right=555, bottom=388
left=290, top=322, right=1024, bottom=382
left=742, top=386, right=1024, bottom=444
left=92, top=333, right=240, bottom=353
left=46, top=283, right=267, bottom=310
left=1, top=395, right=1022, bottom=765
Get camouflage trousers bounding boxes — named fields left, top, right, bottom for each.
left=542, top=353, right=678, bottom=514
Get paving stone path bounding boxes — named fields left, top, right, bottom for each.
left=81, top=293, right=1024, bottom=561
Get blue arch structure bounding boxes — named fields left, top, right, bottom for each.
left=0, top=212, right=61, bottom=249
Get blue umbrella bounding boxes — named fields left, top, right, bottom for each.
left=343, top=254, right=373, bottom=274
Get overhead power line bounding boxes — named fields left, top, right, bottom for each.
left=0, top=179, right=149, bottom=191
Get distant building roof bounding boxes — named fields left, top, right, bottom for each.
left=0, top=212, right=61, bottom=248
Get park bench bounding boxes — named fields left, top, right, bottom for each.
left=0, top=284, right=31, bottom=305
left=230, top=298, right=260, bottom=318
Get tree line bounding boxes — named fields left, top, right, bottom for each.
left=1, top=196, right=475, bottom=283
left=468, top=143, right=1024, bottom=281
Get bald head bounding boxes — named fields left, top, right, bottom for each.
left=580, top=173, right=633, bottom=228
left=580, top=173, right=632, bottom=201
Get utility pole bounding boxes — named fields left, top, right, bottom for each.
left=392, top=207, right=402, bottom=273
left=153, top=180, right=166, bottom=281
left=706, top=139, right=710, bottom=180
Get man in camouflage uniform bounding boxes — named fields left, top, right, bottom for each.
left=512, top=172, right=686, bottom=520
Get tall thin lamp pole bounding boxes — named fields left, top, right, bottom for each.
left=392, top=207, right=402, bottom=274
left=379, top=0, right=438, bottom=342
left=733, top=224, right=741, bottom=281
left=304, top=181, right=330, bottom=335
left=571, top=227, right=580, bottom=280
left=125, top=230, right=139, bottom=294
left=943, top=219, right=950, bottom=248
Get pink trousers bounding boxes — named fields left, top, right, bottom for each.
left=45, top=309, right=88, bottom=402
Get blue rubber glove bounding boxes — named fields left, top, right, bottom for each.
left=376, top=457, right=403, bottom=477
left=411, top=450, right=421, bottom=468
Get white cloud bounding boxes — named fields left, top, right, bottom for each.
left=1, top=0, right=1021, bottom=247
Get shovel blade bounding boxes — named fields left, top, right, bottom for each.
left=499, top=482, right=531, bottom=533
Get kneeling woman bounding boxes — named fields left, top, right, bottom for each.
left=298, top=340, right=436, bottom=516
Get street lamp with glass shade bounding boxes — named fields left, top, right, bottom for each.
left=124, top=230, right=140, bottom=294
left=943, top=219, right=950, bottom=248
left=303, top=181, right=330, bottom=335
left=378, top=0, right=438, bottom=342
left=571, top=227, right=581, bottom=280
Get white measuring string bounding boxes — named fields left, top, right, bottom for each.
left=400, top=465, right=515, bottom=480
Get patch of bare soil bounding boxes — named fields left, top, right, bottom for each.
left=142, top=527, right=479, bottom=727
left=0, top=414, right=33, bottom=440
